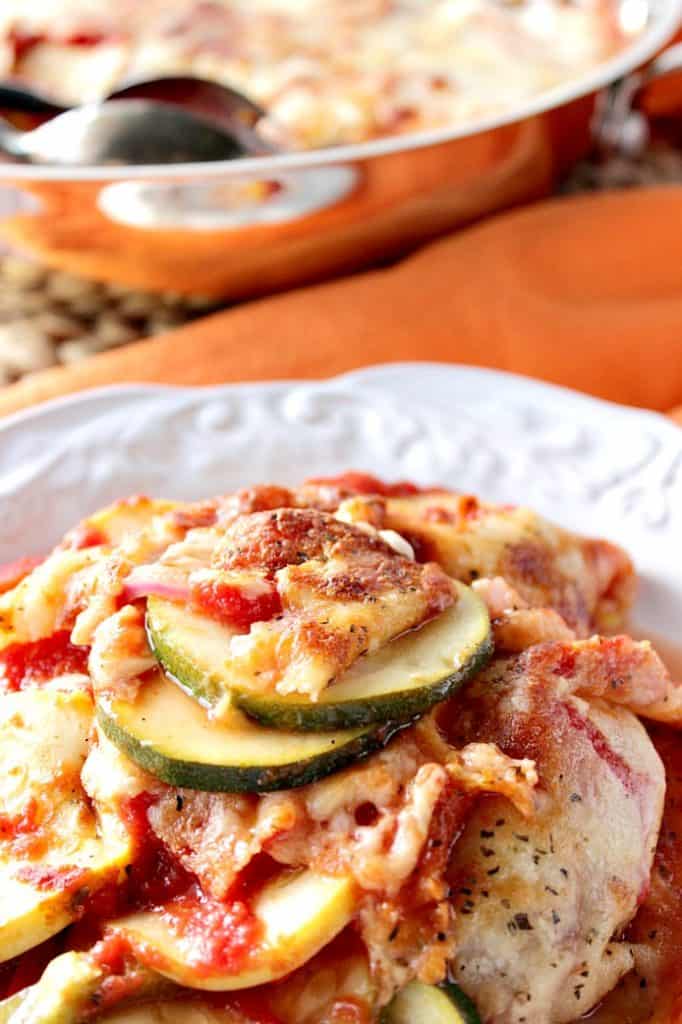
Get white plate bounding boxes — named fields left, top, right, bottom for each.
left=0, top=363, right=680, bottom=640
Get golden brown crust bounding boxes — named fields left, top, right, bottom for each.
left=215, top=507, right=395, bottom=576
left=296, top=485, right=636, bottom=635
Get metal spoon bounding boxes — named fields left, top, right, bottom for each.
left=0, top=98, right=256, bottom=165
left=109, top=76, right=268, bottom=148
left=0, top=75, right=269, bottom=152
left=0, top=82, right=66, bottom=118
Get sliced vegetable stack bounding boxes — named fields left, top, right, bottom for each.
left=0, top=490, right=498, bottom=1024
left=146, top=580, right=492, bottom=732
left=96, top=506, right=493, bottom=793
left=98, top=577, right=493, bottom=793
left=97, top=673, right=403, bottom=793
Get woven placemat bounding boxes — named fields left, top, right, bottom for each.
left=0, top=259, right=218, bottom=386
left=1, top=141, right=681, bottom=386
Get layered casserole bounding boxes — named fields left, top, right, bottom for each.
left=0, top=1, right=644, bottom=148
left=0, top=472, right=679, bottom=1023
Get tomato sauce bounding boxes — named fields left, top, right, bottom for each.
left=91, top=933, right=130, bottom=976
left=15, top=863, right=91, bottom=894
left=119, top=793, right=196, bottom=910
left=81, top=971, right=150, bottom=1023
left=192, top=578, right=282, bottom=632
left=0, top=797, right=39, bottom=844
left=63, top=524, right=107, bottom=551
left=0, top=936, right=61, bottom=1000
left=8, top=28, right=118, bottom=62
left=0, top=631, right=89, bottom=691
left=70, top=796, right=266, bottom=986
left=305, top=472, right=421, bottom=497
left=228, top=993, right=284, bottom=1024
left=0, top=556, right=43, bottom=595
left=156, top=886, right=259, bottom=977
left=66, top=792, right=196, bottom=959
left=564, top=702, right=639, bottom=797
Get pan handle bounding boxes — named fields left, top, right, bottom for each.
left=97, top=164, right=358, bottom=231
left=597, top=41, right=682, bottom=156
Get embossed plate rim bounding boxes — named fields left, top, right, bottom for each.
left=0, top=362, right=680, bottom=638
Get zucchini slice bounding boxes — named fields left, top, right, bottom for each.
left=0, top=690, right=132, bottom=962
left=97, top=672, right=402, bottom=792
left=113, top=870, right=356, bottom=992
left=0, top=952, right=102, bottom=1024
left=382, top=980, right=481, bottom=1024
left=147, top=581, right=492, bottom=731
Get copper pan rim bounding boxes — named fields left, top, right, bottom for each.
left=0, top=0, right=678, bottom=183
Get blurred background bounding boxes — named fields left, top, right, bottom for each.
left=0, top=0, right=680, bottom=393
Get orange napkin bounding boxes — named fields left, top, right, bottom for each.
left=0, top=185, right=682, bottom=421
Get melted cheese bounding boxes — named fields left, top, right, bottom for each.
left=0, top=0, right=637, bottom=144
left=0, top=690, right=132, bottom=961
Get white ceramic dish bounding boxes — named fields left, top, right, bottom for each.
left=0, top=363, right=680, bottom=641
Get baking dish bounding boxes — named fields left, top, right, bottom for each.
left=0, top=0, right=678, bottom=300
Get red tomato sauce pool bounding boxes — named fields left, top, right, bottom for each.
left=0, top=631, right=89, bottom=691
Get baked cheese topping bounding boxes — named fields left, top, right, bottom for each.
left=0, top=0, right=641, bottom=148
left=0, top=475, right=677, bottom=1023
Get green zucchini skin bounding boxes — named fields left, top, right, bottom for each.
left=237, top=629, right=493, bottom=732
left=445, top=981, right=482, bottom=1024
left=381, top=980, right=482, bottom=1024
left=97, top=674, right=409, bottom=793
left=146, top=582, right=493, bottom=732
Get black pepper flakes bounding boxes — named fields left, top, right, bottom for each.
left=514, top=913, right=533, bottom=931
